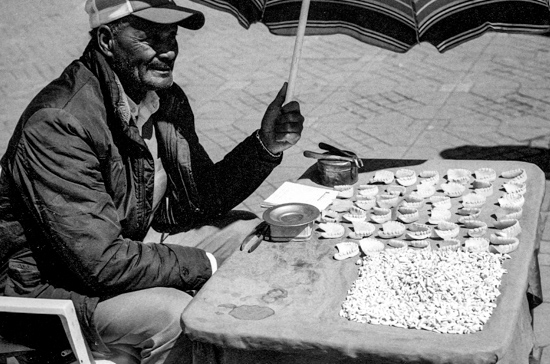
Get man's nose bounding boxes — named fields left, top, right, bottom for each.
left=158, top=49, right=176, bottom=62
left=155, top=40, right=178, bottom=61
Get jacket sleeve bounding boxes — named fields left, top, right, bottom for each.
left=187, top=129, right=281, bottom=215
left=7, top=108, right=212, bottom=296
left=153, top=85, right=282, bottom=231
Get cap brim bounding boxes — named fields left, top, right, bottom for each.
left=133, top=4, right=205, bottom=30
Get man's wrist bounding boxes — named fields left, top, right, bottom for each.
left=256, top=130, right=282, bottom=158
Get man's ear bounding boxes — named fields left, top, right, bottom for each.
left=97, top=25, right=115, bottom=58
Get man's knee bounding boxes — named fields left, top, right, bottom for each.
left=95, top=287, right=193, bottom=361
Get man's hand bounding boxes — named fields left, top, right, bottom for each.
left=259, top=83, right=304, bottom=155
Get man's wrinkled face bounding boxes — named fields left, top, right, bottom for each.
left=109, top=17, right=179, bottom=96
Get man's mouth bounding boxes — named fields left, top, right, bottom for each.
left=150, top=63, right=173, bottom=72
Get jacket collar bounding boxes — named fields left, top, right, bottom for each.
left=79, top=41, right=145, bottom=151
left=114, top=74, right=160, bottom=137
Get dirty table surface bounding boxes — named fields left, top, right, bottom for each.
left=182, top=159, right=544, bottom=364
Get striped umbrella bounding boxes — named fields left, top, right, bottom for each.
left=188, top=0, right=550, bottom=102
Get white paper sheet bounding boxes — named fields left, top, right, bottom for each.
left=261, top=181, right=338, bottom=211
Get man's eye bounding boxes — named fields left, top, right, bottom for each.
left=135, top=34, right=148, bottom=42
left=165, top=32, right=178, bottom=41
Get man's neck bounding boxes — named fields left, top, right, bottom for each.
left=124, top=86, right=146, bottom=104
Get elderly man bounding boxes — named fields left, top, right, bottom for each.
left=0, top=0, right=304, bottom=363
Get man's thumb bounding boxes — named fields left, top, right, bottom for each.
left=272, top=82, right=288, bottom=107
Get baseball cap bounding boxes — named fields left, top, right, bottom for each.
left=85, top=0, right=205, bottom=29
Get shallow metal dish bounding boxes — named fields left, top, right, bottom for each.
left=263, top=203, right=320, bottom=227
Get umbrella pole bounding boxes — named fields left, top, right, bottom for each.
left=284, top=0, right=311, bottom=105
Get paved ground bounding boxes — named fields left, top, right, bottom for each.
left=2, top=0, right=550, bottom=362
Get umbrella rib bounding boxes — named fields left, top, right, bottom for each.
left=408, top=0, right=421, bottom=45
left=258, top=0, right=267, bottom=22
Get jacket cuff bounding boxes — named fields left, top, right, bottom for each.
left=206, top=252, right=217, bottom=274
left=167, top=244, right=213, bottom=290
left=255, top=130, right=283, bottom=162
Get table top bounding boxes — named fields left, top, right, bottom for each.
left=182, top=159, right=545, bottom=364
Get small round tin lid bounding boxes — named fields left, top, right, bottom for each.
left=263, top=203, right=320, bottom=227
left=317, top=159, right=352, bottom=166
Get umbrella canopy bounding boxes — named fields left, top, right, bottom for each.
left=188, top=0, right=550, bottom=102
left=189, top=0, right=550, bottom=53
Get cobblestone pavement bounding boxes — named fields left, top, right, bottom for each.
left=2, top=0, right=550, bottom=361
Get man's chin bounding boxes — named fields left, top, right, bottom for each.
left=147, top=76, right=174, bottom=91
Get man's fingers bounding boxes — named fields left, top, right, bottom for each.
left=274, top=121, right=303, bottom=134
left=278, top=108, right=304, bottom=125
left=275, top=132, right=301, bottom=145
left=281, top=100, right=301, bottom=114
left=262, top=84, right=303, bottom=151
left=273, top=118, right=303, bottom=144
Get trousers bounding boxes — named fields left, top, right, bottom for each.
left=93, top=211, right=260, bottom=364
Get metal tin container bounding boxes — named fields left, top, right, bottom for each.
left=317, top=159, right=358, bottom=187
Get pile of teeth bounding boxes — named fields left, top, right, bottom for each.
left=340, top=249, right=508, bottom=334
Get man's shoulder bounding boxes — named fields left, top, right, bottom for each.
left=17, top=60, right=114, bottom=149
left=46, top=61, right=101, bottom=111
left=24, top=61, right=104, bottom=124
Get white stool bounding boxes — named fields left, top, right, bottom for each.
left=0, top=297, right=114, bottom=364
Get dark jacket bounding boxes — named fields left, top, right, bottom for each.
left=0, top=43, right=281, bottom=352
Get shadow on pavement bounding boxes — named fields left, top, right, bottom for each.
left=441, top=146, right=550, bottom=179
